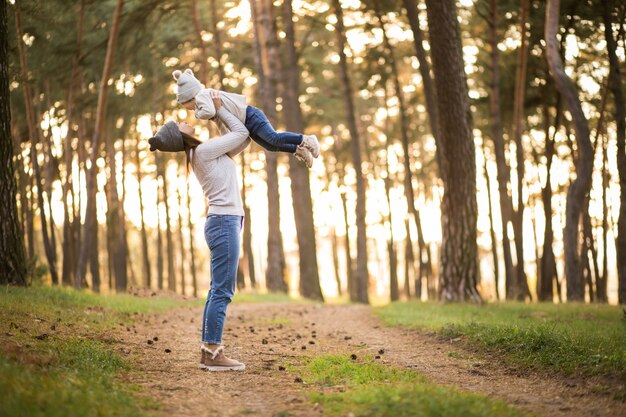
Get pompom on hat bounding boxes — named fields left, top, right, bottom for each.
left=173, top=68, right=204, bottom=103
left=148, top=121, right=184, bottom=152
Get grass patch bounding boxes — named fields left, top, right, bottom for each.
left=376, top=302, right=626, bottom=379
left=0, top=285, right=193, bottom=417
left=301, top=355, right=529, bottom=417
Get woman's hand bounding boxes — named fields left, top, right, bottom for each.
left=211, top=91, right=222, bottom=113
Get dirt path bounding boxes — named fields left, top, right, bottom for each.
left=116, top=303, right=624, bottom=417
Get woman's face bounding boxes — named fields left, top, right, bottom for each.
left=177, top=122, right=194, bottom=136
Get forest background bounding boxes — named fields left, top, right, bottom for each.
left=2, top=0, right=625, bottom=307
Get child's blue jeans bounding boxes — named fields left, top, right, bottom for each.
left=201, top=214, right=242, bottom=344
left=244, top=105, right=302, bottom=153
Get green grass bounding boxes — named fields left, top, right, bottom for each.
left=300, top=355, right=530, bottom=417
left=376, top=302, right=626, bottom=380
left=0, top=285, right=195, bottom=417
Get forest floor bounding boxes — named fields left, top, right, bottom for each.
left=119, top=301, right=625, bottom=417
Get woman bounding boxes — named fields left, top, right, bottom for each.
left=149, top=92, right=249, bottom=371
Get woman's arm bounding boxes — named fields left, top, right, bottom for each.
left=226, top=137, right=251, bottom=158
left=194, top=107, right=249, bottom=160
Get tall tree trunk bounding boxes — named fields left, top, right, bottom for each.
left=545, top=0, right=593, bottom=302
left=75, top=0, right=124, bottom=289
left=61, top=1, right=84, bottom=287
left=14, top=1, right=59, bottom=285
left=603, top=0, right=626, bottom=304
left=186, top=181, right=198, bottom=297
left=333, top=0, right=369, bottom=303
left=156, top=155, right=164, bottom=290
left=191, top=0, right=209, bottom=83
left=135, top=140, right=151, bottom=288
left=252, top=0, right=287, bottom=293
left=282, top=0, right=323, bottom=301
left=402, top=0, right=441, bottom=160
left=375, top=0, right=430, bottom=300
left=404, top=219, right=415, bottom=299
left=107, top=127, right=128, bottom=293
left=598, top=128, right=608, bottom=302
left=42, top=92, right=59, bottom=285
left=482, top=141, right=500, bottom=300
left=330, top=225, right=343, bottom=296
left=240, top=152, right=256, bottom=288
left=425, top=0, right=480, bottom=302
left=209, top=0, right=226, bottom=87
left=539, top=98, right=559, bottom=302
left=511, top=0, right=531, bottom=300
left=381, top=83, right=399, bottom=302
left=486, top=0, right=516, bottom=298
left=177, top=177, right=186, bottom=295
left=0, top=0, right=27, bottom=286
left=340, top=189, right=355, bottom=299
left=160, top=161, right=176, bottom=292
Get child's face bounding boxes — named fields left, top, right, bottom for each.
left=181, top=98, right=196, bottom=111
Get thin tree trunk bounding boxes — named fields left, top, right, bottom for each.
left=381, top=83, right=399, bottom=302
left=75, top=0, right=124, bottom=289
left=599, top=128, right=608, bottom=302
left=61, top=0, right=84, bottom=286
left=331, top=225, right=343, bottom=296
left=539, top=98, right=559, bottom=302
left=486, top=0, right=516, bottom=298
left=425, top=0, right=480, bottom=302
left=240, top=152, right=256, bottom=288
left=177, top=177, right=186, bottom=295
left=161, top=162, right=176, bottom=292
left=333, top=0, right=369, bottom=304
left=253, top=0, right=287, bottom=293
left=135, top=139, right=151, bottom=288
left=546, top=0, right=593, bottom=302
left=156, top=153, right=164, bottom=290
left=375, top=0, right=430, bottom=301
left=340, top=189, right=354, bottom=300
left=402, top=0, right=441, bottom=160
left=511, top=0, right=531, bottom=300
left=14, top=2, right=59, bottom=285
left=209, top=0, right=226, bottom=87
left=0, top=0, right=27, bottom=286
left=186, top=181, right=198, bottom=297
left=603, top=0, right=626, bottom=304
left=282, top=0, right=323, bottom=301
left=107, top=125, right=128, bottom=293
left=404, top=219, right=415, bottom=299
left=482, top=141, right=500, bottom=300
left=191, top=0, right=209, bottom=83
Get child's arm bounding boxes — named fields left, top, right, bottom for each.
left=194, top=90, right=216, bottom=120
left=194, top=107, right=249, bottom=160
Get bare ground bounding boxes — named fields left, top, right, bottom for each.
left=115, top=302, right=625, bottom=417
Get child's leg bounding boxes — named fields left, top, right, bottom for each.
left=245, top=106, right=302, bottom=153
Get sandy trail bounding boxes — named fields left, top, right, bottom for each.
left=116, top=302, right=624, bottom=417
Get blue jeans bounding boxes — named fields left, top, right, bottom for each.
left=245, top=106, right=302, bottom=153
left=201, top=214, right=242, bottom=344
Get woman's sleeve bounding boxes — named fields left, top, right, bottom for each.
left=226, top=137, right=251, bottom=158
left=194, top=107, right=250, bottom=160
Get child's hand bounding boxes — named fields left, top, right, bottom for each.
left=211, top=91, right=222, bottom=112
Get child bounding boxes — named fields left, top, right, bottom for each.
left=172, top=69, right=320, bottom=168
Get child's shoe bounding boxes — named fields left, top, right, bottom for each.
left=295, top=146, right=314, bottom=168
left=300, top=134, right=320, bottom=158
left=199, top=345, right=245, bottom=371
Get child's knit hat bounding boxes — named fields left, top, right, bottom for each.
left=148, top=121, right=184, bottom=152
left=173, top=69, right=204, bottom=103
